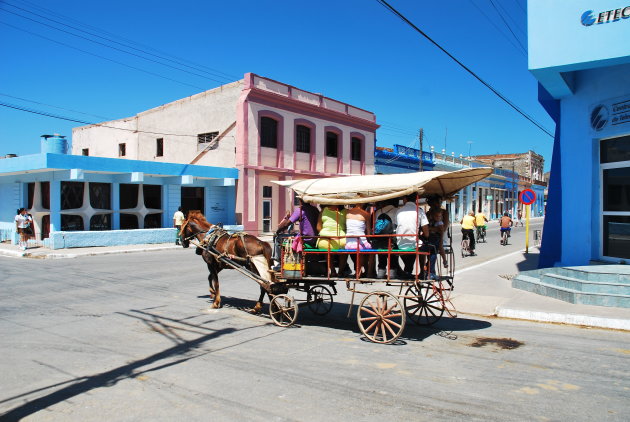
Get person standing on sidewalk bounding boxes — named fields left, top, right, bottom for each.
left=14, top=208, right=33, bottom=251
left=173, top=207, right=185, bottom=245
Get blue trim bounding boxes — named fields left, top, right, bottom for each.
left=0, top=153, right=238, bottom=179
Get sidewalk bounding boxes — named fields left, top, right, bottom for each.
left=0, top=241, right=180, bottom=259
left=452, top=247, right=630, bottom=331
left=1, top=234, right=628, bottom=332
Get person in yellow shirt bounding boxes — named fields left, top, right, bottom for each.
left=460, top=211, right=477, bottom=255
left=173, top=207, right=185, bottom=245
left=475, top=211, right=488, bottom=241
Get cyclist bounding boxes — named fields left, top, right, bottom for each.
left=474, top=210, right=488, bottom=241
left=460, top=211, right=477, bottom=256
left=499, top=212, right=513, bottom=243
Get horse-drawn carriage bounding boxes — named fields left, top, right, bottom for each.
left=181, top=167, right=492, bottom=344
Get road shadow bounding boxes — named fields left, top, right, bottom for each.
left=0, top=309, right=255, bottom=421
left=515, top=250, right=540, bottom=272
left=214, top=295, right=492, bottom=345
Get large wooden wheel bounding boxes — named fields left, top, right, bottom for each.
left=357, top=291, right=405, bottom=344
left=404, top=282, right=445, bottom=326
left=307, top=285, right=334, bottom=316
left=269, top=294, right=298, bottom=327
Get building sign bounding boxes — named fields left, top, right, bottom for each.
left=591, top=96, right=630, bottom=132
left=581, top=6, right=630, bottom=26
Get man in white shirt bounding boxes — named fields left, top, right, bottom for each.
left=395, top=194, right=430, bottom=278
left=173, top=207, right=185, bottom=245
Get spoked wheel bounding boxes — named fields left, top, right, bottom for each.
left=269, top=294, right=298, bottom=327
left=307, top=285, right=333, bottom=316
left=357, top=291, right=405, bottom=344
left=404, top=282, right=445, bottom=326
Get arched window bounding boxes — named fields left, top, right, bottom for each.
left=260, top=116, right=278, bottom=148
left=351, top=136, right=362, bottom=161
left=326, top=131, right=338, bottom=157
left=296, top=125, right=311, bottom=153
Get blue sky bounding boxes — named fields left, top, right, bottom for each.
left=0, top=0, right=554, bottom=169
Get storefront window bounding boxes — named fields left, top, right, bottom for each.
left=61, top=215, right=84, bottom=231
left=90, top=214, right=111, bottom=231
left=89, top=183, right=111, bottom=209
left=120, top=184, right=139, bottom=209
left=603, top=216, right=630, bottom=259
left=61, top=182, right=84, bottom=210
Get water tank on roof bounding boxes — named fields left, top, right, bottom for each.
left=41, top=134, right=68, bottom=154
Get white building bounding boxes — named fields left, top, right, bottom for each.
left=73, top=73, right=379, bottom=234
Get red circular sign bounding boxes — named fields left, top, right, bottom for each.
left=519, top=189, right=536, bottom=205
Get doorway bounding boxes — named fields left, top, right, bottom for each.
left=181, top=187, right=204, bottom=215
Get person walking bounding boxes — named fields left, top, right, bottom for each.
left=14, top=208, right=33, bottom=251
left=173, top=207, right=185, bottom=245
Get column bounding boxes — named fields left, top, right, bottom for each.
left=50, top=180, right=61, bottom=232
left=112, top=183, right=120, bottom=230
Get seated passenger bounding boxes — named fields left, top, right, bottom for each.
left=273, top=199, right=319, bottom=270
left=317, top=205, right=349, bottom=277
left=395, top=194, right=430, bottom=278
left=346, top=203, right=374, bottom=278
left=374, top=198, right=400, bottom=279
left=345, top=204, right=372, bottom=250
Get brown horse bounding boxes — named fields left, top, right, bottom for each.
left=180, top=211, right=272, bottom=311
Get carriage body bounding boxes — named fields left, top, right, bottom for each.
left=265, top=167, right=491, bottom=343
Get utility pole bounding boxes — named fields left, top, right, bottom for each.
left=418, top=128, right=424, bottom=172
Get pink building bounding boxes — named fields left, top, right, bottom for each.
left=73, top=73, right=379, bottom=234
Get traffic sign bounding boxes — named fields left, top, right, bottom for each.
left=519, top=189, right=536, bottom=205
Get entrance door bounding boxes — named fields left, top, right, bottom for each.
left=181, top=187, right=204, bottom=215
left=600, top=135, right=630, bottom=260
left=262, top=199, right=272, bottom=233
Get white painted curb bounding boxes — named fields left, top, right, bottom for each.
left=496, top=307, right=630, bottom=331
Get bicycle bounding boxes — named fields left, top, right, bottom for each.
left=461, top=233, right=473, bottom=257
left=476, top=226, right=486, bottom=243
left=501, top=229, right=509, bottom=246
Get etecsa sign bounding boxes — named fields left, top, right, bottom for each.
left=581, top=6, right=630, bottom=26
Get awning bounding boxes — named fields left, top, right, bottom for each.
left=272, top=167, right=493, bottom=205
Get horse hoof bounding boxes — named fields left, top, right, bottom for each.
left=249, top=303, right=263, bottom=314
left=212, top=303, right=221, bottom=309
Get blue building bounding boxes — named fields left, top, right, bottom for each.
left=374, top=144, right=521, bottom=221
left=0, top=135, right=237, bottom=249
left=529, top=0, right=630, bottom=265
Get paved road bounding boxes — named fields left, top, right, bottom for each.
left=450, top=218, right=544, bottom=270
left=1, top=246, right=628, bottom=421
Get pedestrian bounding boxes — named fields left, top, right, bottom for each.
left=173, top=207, right=185, bottom=245
left=15, top=208, right=33, bottom=251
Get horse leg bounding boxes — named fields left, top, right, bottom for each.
left=211, top=271, right=221, bottom=309
left=207, top=263, right=215, bottom=299
left=252, top=286, right=266, bottom=314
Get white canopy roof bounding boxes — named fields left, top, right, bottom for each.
left=272, top=167, right=493, bottom=205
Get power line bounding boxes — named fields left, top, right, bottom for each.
left=487, top=0, right=527, bottom=53
left=0, top=21, right=206, bottom=91
left=1, top=3, right=235, bottom=85
left=6, top=0, right=238, bottom=82
left=0, top=101, right=206, bottom=138
left=0, top=93, right=113, bottom=120
left=467, top=0, right=527, bottom=57
left=374, top=0, right=553, bottom=138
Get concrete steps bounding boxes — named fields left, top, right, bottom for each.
left=512, top=266, right=630, bottom=308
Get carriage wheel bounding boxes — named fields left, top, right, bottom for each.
left=357, top=291, right=405, bottom=344
left=269, top=294, right=298, bottom=327
left=307, top=285, right=334, bottom=316
left=404, top=282, right=445, bottom=326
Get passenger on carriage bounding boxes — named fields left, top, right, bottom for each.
left=395, top=194, right=430, bottom=279
left=374, top=198, right=401, bottom=279
left=427, top=204, right=448, bottom=270
left=345, top=203, right=376, bottom=278
left=316, top=205, right=350, bottom=277
left=273, top=199, right=319, bottom=270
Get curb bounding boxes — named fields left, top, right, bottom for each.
left=0, top=245, right=180, bottom=259
left=495, top=307, right=630, bottom=331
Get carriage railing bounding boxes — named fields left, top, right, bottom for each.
left=279, top=233, right=434, bottom=282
